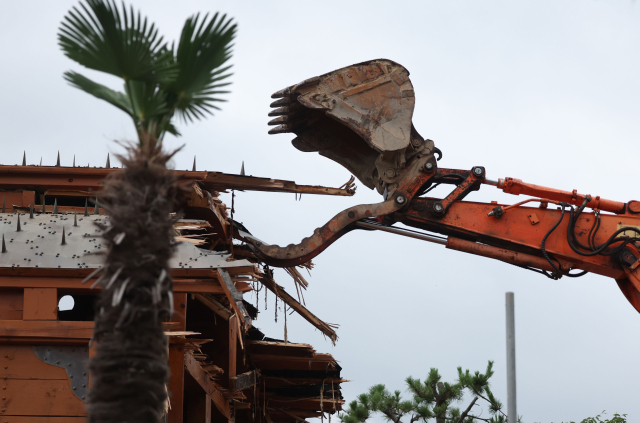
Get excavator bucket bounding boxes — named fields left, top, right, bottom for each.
left=268, top=59, right=438, bottom=196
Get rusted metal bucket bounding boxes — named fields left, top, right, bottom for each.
left=268, top=59, right=438, bottom=197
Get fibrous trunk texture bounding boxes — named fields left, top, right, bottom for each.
left=87, top=141, right=177, bottom=423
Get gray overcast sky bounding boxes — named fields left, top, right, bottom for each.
left=2, top=1, right=640, bottom=421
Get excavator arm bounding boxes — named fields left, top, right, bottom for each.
left=244, top=59, right=640, bottom=313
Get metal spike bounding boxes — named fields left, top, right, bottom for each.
left=268, top=116, right=289, bottom=126
left=42, top=197, right=46, bottom=213
left=61, top=227, right=66, bottom=245
left=94, top=197, right=99, bottom=215
left=270, top=97, right=291, bottom=108
left=53, top=198, right=58, bottom=214
left=192, top=156, right=196, bottom=172
left=106, top=153, right=110, bottom=169
left=16, top=214, right=21, bottom=232
left=271, top=87, right=291, bottom=99
left=29, top=202, right=34, bottom=219
left=39, top=157, right=42, bottom=166
left=73, top=155, right=75, bottom=167
left=1, top=235, right=6, bottom=253
left=268, top=125, right=291, bottom=135
left=2, top=197, right=5, bottom=213
left=74, top=209, right=78, bottom=226
left=56, top=151, right=60, bottom=167
left=241, top=161, right=245, bottom=176
left=22, top=151, right=26, bottom=166
left=84, top=198, right=89, bottom=216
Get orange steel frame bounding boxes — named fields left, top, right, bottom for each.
left=393, top=176, right=640, bottom=312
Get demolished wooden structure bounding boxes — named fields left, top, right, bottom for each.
left=0, top=162, right=348, bottom=422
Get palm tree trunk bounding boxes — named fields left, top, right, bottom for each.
left=87, top=136, right=177, bottom=423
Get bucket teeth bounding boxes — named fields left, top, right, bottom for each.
left=270, top=97, right=291, bottom=108
left=268, top=116, right=289, bottom=126
left=268, top=125, right=291, bottom=135
left=268, top=107, right=291, bottom=117
left=271, top=87, right=291, bottom=99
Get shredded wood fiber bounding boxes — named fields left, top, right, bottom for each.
left=87, top=141, right=177, bottom=423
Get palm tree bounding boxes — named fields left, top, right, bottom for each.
left=58, top=1, right=236, bottom=422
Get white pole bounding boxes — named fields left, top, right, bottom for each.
left=505, top=292, right=517, bottom=423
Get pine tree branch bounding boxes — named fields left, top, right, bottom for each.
left=475, top=393, right=507, bottom=418
left=467, top=416, right=490, bottom=422
left=456, top=397, right=477, bottom=423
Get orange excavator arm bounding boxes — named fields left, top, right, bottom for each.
left=243, top=59, right=640, bottom=313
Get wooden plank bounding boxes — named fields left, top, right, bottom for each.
left=0, top=345, right=71, bottom=380
left=267, top=398, right=344, bottom=411
left=194, top=293, right=231, bottom=320
left=186, top=392, right=211, bottom=423
left=0, top=277, right=247, bottom=294
left=0, top=417, right=87, bottom=422
left=250, top=354, right=337, bottom=371
left=167, top=293, right=187, bottom=423
left=230, top=370, right=258, bottom=392
left=0, top=379, right=86, bottom=416
left=0, top=166, right=353, bottom=197
left=261, top=274, right=337, bottom=344
left=228, top=314, right=237, bottom=381
left=0, top=321, right=178, bottom=340
left=23, top=288, right=57, bottom=320
left=167, top=344, right=186, bottom=423
left=22, top=191, right=35, bottom=208
left=0, top=320, right=94, bottom=339
left=0, top=290, right=23, bottom=320
left=247, top=340, right=315, bottom=358
left=183, top=352, right=230, bottom=419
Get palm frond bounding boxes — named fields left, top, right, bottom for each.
left=64, top=71, right=133, bottom=116
left=58, top=0, right=177, bottom=83
left=168, top=12, right=237, bottom=122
